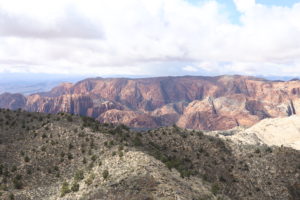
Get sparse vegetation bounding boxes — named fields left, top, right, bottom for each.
left=0, top=109, right=299, bottom=200
left=74, top=170, right=84, bottom=181
left=211, top=183, right=220, bottom=195
left=102, top=170, right=109, bottom=180
left=60, top=181, right=71, bottom=197
left=85, top=173, right=95, bottom=185
left=71, top=182, right=79, bottom=192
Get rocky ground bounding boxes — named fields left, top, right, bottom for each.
left=0, top=108, right=299, bottom=200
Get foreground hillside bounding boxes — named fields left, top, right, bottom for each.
left=0, top=109, right=299, bottom=200
left=1, top=75, right=300, bottom=130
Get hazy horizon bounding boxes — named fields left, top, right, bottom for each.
left=0, top=72, right=299, bottom=95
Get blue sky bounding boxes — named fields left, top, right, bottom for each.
left=0, top=0, right=300, bottom=78
left=188, top=0, right=300, bottom=7
left=187, top=0, right=300, bottom=23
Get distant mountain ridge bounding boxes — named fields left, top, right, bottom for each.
left=1, top=75, right=300, bottom=130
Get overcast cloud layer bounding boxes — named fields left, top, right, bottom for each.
left=0, top=0, right=300, bottom=76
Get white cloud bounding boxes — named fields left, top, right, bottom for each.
left=0, top=0, right=299, bottom=76
left=233, top=0, right=256, bottom=12
left=183, top=65, right=198, bottom=72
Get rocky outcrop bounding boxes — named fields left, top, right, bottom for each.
left=1, top=75, right=300, bottom=130
left=98, top=109, right=158, bottom=128
left=227, top=115, right=300, bottom=150
left=0, top=93, right=27, bottom=110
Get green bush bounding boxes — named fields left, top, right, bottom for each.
left=60, top=181, right=71, bottom=197
left=71, top=182, right=79, bottom=192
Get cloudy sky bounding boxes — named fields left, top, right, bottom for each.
left=0, top=0, right=300, bottom=77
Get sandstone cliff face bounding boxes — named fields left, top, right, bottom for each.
left=0, top=93, right=27, bottom=110
left=228, top=115, right=300, bottom=150
left=1, top=75, right=300, bottom=130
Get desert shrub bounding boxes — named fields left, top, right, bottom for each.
left=265, top=147, right=272, bottom=153
left=172, top=124, right=181, bottom=133
left=9, top=193, right=14, bottom=200
left=85, top=173, right=95, bottom=185
left=254, top=148, right=260, bottom=154
left=118, top=145, right=124, bottom=151
left=24, top=156, right=30, bottom=162
left=118, top=151, right=124, bottom=158
left=67, top=116, right=73, bottom=122
left=41, top=146, right=46, bottom=152
left=197, top=131, right=204, bottom=138
left=68, top=153, right=73, bottom=160
left=211, top=183, right=220, bottom=195
left=11, top=166, right=17, bottom=172
left=71, top=182, right=79, bottom=192
left=91, top=155, right=97, bottom=162
left=13, top=175, right=23, bottom=189
left=26, top=168, right=32, bottom=175
left=74, top=170, right=84, bottom=181
left=60, top=181, right=71, bottom=197
left=219, top=175, right=226, bottom=182
left=133, top=136, right=142, bottom=146
left=102, top=170, right=109, bottom=180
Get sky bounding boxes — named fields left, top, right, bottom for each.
left=0, top=0, right=300, bottom=77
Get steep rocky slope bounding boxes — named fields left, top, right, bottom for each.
left=224, top=115, right=300, bottom=150
left=0, top=109, right=299, bottom=200
left=1, top=75, right=300, bottom=130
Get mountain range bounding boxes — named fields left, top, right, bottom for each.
left=1, top=75, right=300, bottom=130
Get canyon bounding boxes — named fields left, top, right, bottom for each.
left=1, top=75, right=300, bottom=130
